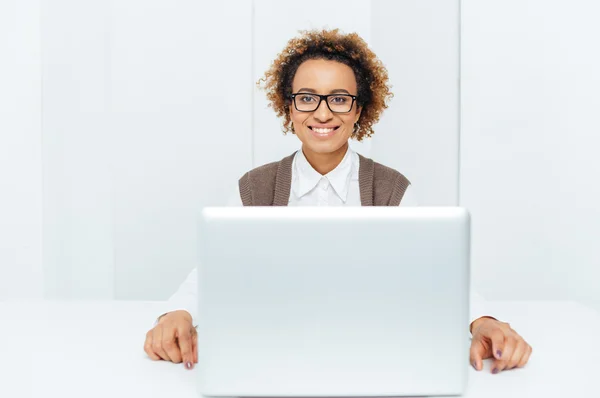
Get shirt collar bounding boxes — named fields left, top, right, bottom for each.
left=293, top=146, right=355, bottom=202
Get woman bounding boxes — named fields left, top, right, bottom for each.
left=144, top=28, right=532, bottom=374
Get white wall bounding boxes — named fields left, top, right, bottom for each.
left=110, top=0, right=254, bottom=300
left=8, top=0, right=597, bottom=310
left=370, top=0, right=460, bottom=206
left=461, top=0, right=600, bottom=311
left=40, top=0, right=254, bottom=300
left=41, top=0, right=114, bottom=299
left=0, top=0, right=458, bottom=301
left=0, top=0, right=43, bottom=300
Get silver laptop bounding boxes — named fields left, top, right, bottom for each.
left=196, top=207, right=470, bottom=397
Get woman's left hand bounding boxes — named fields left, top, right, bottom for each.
left=470, top=317, right=532, bottom=373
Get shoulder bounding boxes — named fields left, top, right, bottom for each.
left=373, top=162, right=410, bottom=185
left=238, top=152, right=296, bottom=206
left=241, top=160, right=279, bottom=181
left=356, top=153, right=412, bottom=206
left=238, top=161, right=280, bottom=207
left=372, top=161, right=411, bottom=201
left=357, top=152, right=411, bottom=185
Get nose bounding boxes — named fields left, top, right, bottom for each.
left=313, top=98, right=333, bottom=122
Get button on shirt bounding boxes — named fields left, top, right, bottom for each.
left=162, top=148, right=486, bottom=328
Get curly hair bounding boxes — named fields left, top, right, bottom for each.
left=257, top=28, right=393, bottom=141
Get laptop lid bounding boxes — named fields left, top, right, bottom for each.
left=197, top=206, right=470, bottom=397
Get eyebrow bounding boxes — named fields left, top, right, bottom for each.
left=296, top=88, right=352, bottom=95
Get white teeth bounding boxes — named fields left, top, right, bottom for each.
left=313, top=128, right=335, bottom=134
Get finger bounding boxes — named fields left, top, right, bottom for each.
left=497, top=334, right=517, bottom=366
left=517, top=344, right=533, bottom=368
left=491, top=339, right=521, bottom=374
left=507, top=340, right=527, bottom=370
left=491, top=345, right=514, bottom=373
left=152, top=327, right=172, bottom=362
left=488, top=329, right=506, bottom=360
left=144, top=331, right=161, bottom=361
left=177, top=325, right=194, bottom=369
left=491, top=359, right=506, bottom=374
left=162, top=328, right=182, bottom=364
left=469, top=338, right=486, bottom=371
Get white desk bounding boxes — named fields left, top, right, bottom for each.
left=1, top=300, right=598, bottom=398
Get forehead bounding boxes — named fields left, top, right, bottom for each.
left=292, top=59, right=357, bottom=92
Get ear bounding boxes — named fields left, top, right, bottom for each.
left=355, top=106, right=362, bottom=124
left=286, top=105, right=296, bottom=134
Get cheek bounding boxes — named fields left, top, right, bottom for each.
left=340, top=114, right=357, bottom=129
left=290, top=111, right=308, bottom=129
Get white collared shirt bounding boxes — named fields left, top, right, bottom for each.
left=227, top=148, right=418, bottom=207
left=163, top=148, right=486, bottom=327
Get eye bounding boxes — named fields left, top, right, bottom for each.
left=300, top=95, right=317, bottom=103
left=330, top=96, right=348, bottom=104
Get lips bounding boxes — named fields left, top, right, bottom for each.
left=309, top=126, right=340, bottom=134
left=308, top=125, right=340, bottom=139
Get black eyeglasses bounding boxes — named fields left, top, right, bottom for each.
left=290, top=92, right=357, bottom=113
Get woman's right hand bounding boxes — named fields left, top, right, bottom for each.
left=144, top=310, right=198, bottom=369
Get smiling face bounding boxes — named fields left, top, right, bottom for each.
left=290, top=59, right=362, bottom=159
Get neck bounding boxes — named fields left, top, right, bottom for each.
left=302, top=142, right=349, bottom=175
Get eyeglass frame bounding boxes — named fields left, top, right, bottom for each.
left=289, top=92, right=358, bottom=114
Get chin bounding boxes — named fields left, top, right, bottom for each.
left=303, top=139, right=347, bottom=155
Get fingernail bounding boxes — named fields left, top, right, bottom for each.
left=186, top=362, right=193, bottom=369
left=471, top=361, right=477, bottom=370
left=496, top=350, right=502, bottom=358
left=492, top=368, right=499, bottom=374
